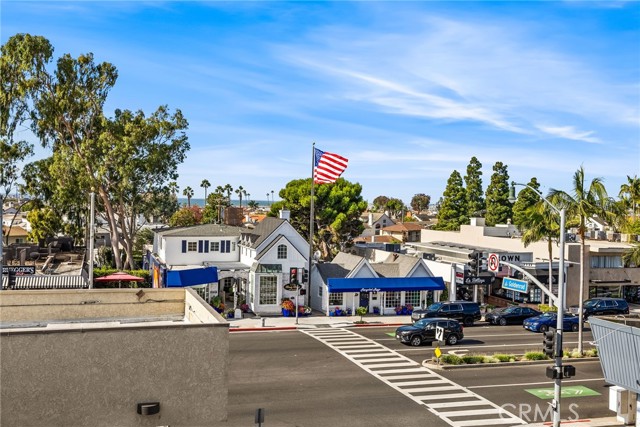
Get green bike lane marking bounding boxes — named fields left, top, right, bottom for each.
left=526, top=385, right=600, bottom=399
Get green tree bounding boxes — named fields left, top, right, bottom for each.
left=485, top=161, right=512, bottom=226
left=169, top=206, right=201, bottom=227
left=372, top=195, right=389, bottom=212
left=464, top=156, right=484, bottom=217
left=27, top=207, right=62, bottom=242
left=247, top=200, right=259, bottom=210
left=183, top=186, right=194, bottom=207
left=235, top=185, right=244, bottom=208
left=168, top=181, right=179, bottom=198
left=203, top=188, right=228, bottom=224
left=386, top=198, right=406, bottom=219
left=622, top=242, right=640, bottom=267
left=435, top=170, right=467, bottom=231
left=549, top=166, right=608, bottom=353
left=200, top=179, right=210, bottom=201
left=619, top=175, right=640, bottom=219
left=410, top=193, right=431, bottom=214
left=271, top=178, right=367, bottom=259
left=512, top=177, right=541, bottom=231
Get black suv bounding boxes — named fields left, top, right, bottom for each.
left=411, top=301, right=481, bottom=326
left=576, top=298, right=629, bottom=319
left=395, top=318, right=464, bottom=346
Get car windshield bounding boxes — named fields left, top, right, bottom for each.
left=584, top=300, right=599, bottom=308
left=414, top=319, right=432, bottom=328
left=540, top=312, right=556, bottom=318
left=503, top=307, right=517, bottom=314
left=428, top=303, right=443, bottom=311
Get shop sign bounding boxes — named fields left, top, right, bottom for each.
left=283, top=283, right=302, bottom=291
left=2, top=265, right=36, bottom=275
left=464, top=275, right=495, bottom=286
left=360, top=288, right=381, bottom=293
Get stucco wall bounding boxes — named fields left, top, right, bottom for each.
left=0, top=289, right=228, bottom=427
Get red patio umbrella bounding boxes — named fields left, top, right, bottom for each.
left=94, top=271, right=145, bottom=288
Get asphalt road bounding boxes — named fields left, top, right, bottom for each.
left=226, top=324, right=609, bottom=427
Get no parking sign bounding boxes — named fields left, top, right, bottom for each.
left=488, top=253, right=500, bottom=272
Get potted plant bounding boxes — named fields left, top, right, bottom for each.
left=334, top=306, right=343, bottom=316
left=405, top=303, right=413, bottom=315
left=224, top=308, right=235, bottom=319
left=373, top=307, right=380, bottom=315
left=395, top=305, right=403, bottom=315
left=281, top=299, right=295, bottom=316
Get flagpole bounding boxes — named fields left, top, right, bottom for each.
left=308, top=142, right=315, bottom=309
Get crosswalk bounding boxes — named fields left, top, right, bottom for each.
left=301, top=328, right=526, bottom=427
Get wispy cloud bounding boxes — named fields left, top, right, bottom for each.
left=536, top=125, right=601, bottom=144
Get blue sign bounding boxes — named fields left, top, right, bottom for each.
left=502, top=277, right=528, bottom=294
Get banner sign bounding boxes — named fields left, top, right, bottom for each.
left=2, top=265, right=36, bottom=275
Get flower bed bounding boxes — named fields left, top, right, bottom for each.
left=435, top=348, right=598, bottom=366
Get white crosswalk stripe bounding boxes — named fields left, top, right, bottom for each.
left=302, top=328, right=526, bottom=427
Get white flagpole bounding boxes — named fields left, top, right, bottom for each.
left=308, top=142, right=316, bottom=309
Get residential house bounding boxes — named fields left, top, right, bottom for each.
left=381, top=222, right=423, bottom=243
left=359, top=212, right=396, bottom=237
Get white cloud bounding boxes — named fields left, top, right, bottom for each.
left=536, top=125, right=601, bottom=144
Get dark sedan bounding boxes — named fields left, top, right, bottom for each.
left=523, top=312, right=580, bottom=333
left=485, top=306, right=541, bottom=326
left=395, top=318, right=463, bottom=347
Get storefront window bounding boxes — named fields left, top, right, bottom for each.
left=590, top=256, right=623, bottom=268
left=385, top=291, right=401, bottom=308
left=329, top=292, right=343, bottom=305
left=257, top=264, right=282, bottom=273
left=405, top=291, right=420, bottom=306
left=259, top=276, right=278, bottom=305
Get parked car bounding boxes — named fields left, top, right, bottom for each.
left=485, top=306, right=541, bottom=326
left=395, top=318, right=464, bottom=346
left=523, top=312, right=580, bottom=333
left=570, top=298, right=629, bottom=320
left=411, top=301, right=481, bottom=326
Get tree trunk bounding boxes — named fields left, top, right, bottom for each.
left=98, top=186, right=123, bottom=270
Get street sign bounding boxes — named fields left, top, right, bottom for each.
left=525, top=386, right=600, bottom=399
left=488, top=253, right=500, bottom=272
left=502, top=277, right=528, bottom=294
left=434, top=346, right=442, bottom=358
left=435, top=326, right=444, bottom=342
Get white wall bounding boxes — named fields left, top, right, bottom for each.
left=161, top=236, right=240, bottom=266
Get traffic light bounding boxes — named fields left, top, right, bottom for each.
left=302, top=269, right=309, bottom=283
left=543, top=329, right=555, bottom=358
left=468, top=252, right=480, bottom=275
left=289, top=267, right=299, bottom=285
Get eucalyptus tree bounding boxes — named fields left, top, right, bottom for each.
left=549, top=166, right=608, bottom=353
left=372, top=195, right=390, bottom=212
left=183, top=186, right=194, bottom=207
left=485, top=162, right=512, bottom=226
left=410, top=193, right=431, bottom=214
left=435, top=170, right=467, bottom=231
left=386, top=198, right=406, bottom=219
left=464, top=156, right=484, bottom=218
left=200, top=179, right=210, bottom=201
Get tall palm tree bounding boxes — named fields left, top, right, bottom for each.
left=200, top=179, right=211, bottom=202
left=182, top=186, right=194, bottom=208
left=622, top=241, right=640, bottom=267
left=520, top=201, right=560, bottom=305
left=549, top=166, right=608, bottom=353
left=271, top=190, right=274, bottom=204
left=619, top=175, right=640, bottom=219
left=224, top=184, right=233, bottom=205
left=235, top=185, right=244, bottom=208
left=266, top=193, right=270, bottom=205
left=168, top=181, right=179, bottom=198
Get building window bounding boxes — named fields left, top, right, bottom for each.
left=385, top=291, right=401, bottom=308
left=329, top=292, right=343, bottom=305
left=257, top=264, right=282, bottom=273
left=405, top=291, right=420, bottom=306
left=211, top=242, right=219, bottom=251
left=590, top=256, right=622, bottom=269
left=232, top=242, right=236, bottom=252
left=277, top=244, right=287, bottom=259
left=319, top=284, right=323, bottom=297
left=187, top=241, right=197, bottom=252
left=259, top=276, right=278, bottom=305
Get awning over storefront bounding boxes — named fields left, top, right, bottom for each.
left=166, top=267, right=218, bottom=287
left=327, top=277, right=445, bottom=293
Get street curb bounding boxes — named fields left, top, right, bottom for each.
left=353, top=322, right=408, bottom=328
left=423, top=357, right=600, bottom=370
left=229, top=326, right=297, bottom=332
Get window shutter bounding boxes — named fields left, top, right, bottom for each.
left=198, top=240, right=203, bottom=253
left=204, top=241, right=209, bottom=253
left=182, top=240, right=187, bottom=253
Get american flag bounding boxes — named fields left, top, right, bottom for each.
left=313, top=148, right=349, bottom=184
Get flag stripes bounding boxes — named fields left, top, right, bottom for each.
left=313, top=148, right=348, bottom=184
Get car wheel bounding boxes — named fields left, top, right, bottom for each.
left=446, top=335, right=458, bottom=345
left=463, top=316, right=474, bottom=327
left=539, top=325, right=549, bottom=333
left=498, top=318, right=507, bottom=326
left=410, top=336, right=422, bottom=346
left=571, top=323, right=579, bottom=332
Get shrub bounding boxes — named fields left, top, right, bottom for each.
left=538, top=304, right=557, bottom=313
left=461, top=355, right=485, bottom=364
left=494, top=354, right=516, bottom=363
left=585, top=348, right=598, bottom=357
left=524, top=352, right=548, bottom=361
left=441, top=354, right=462, bottom=365
left=483, top=356, right=499, bottom=364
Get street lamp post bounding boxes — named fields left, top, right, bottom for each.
left=510, top=182, right=566, bottom=427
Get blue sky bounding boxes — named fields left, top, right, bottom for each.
left=2, top=1, right=639, bottom=204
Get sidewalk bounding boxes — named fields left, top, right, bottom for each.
left=227, top=313, right=412, bottom=331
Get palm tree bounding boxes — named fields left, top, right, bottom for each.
left=201, top=179, right=211, bottom=201
left=623, top=241, right=640, bottom=267
left=271, top=190, right=274, bottom=204
left=549, top=166, right=608, bottom=353
left=224, top=184, right=233, bottom=205
left=182, top=186, right=194, bottom=208
left=235, top=185, right=244, bottom=208
left=520, top=201, right=560, bottom=305
left=168, top=181, right=179, bottom=198
left=619, top=175, right=640, bottom=219
left=266, top=193, right=270, bottom=206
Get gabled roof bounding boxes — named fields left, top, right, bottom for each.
left=331, top=252, right=364, bottom=272
left=255, top=234, right=305, bottom=261
left=382, top=222, right=423, bottom=232
left=2, top=225, right=28, bottom=237
left=241, top=217, right=286, bottom=249
left=316, top=263, right=351, bottom=281
left=156, top=224, right=243, bottom=238
left=383, top=252, right=421, bottom=276
left=370, top=263, right=399, bottom=278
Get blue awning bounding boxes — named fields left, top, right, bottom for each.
left=166, top=267, right=218, bottom=287
left=327, top=277, right=445, bottom=293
